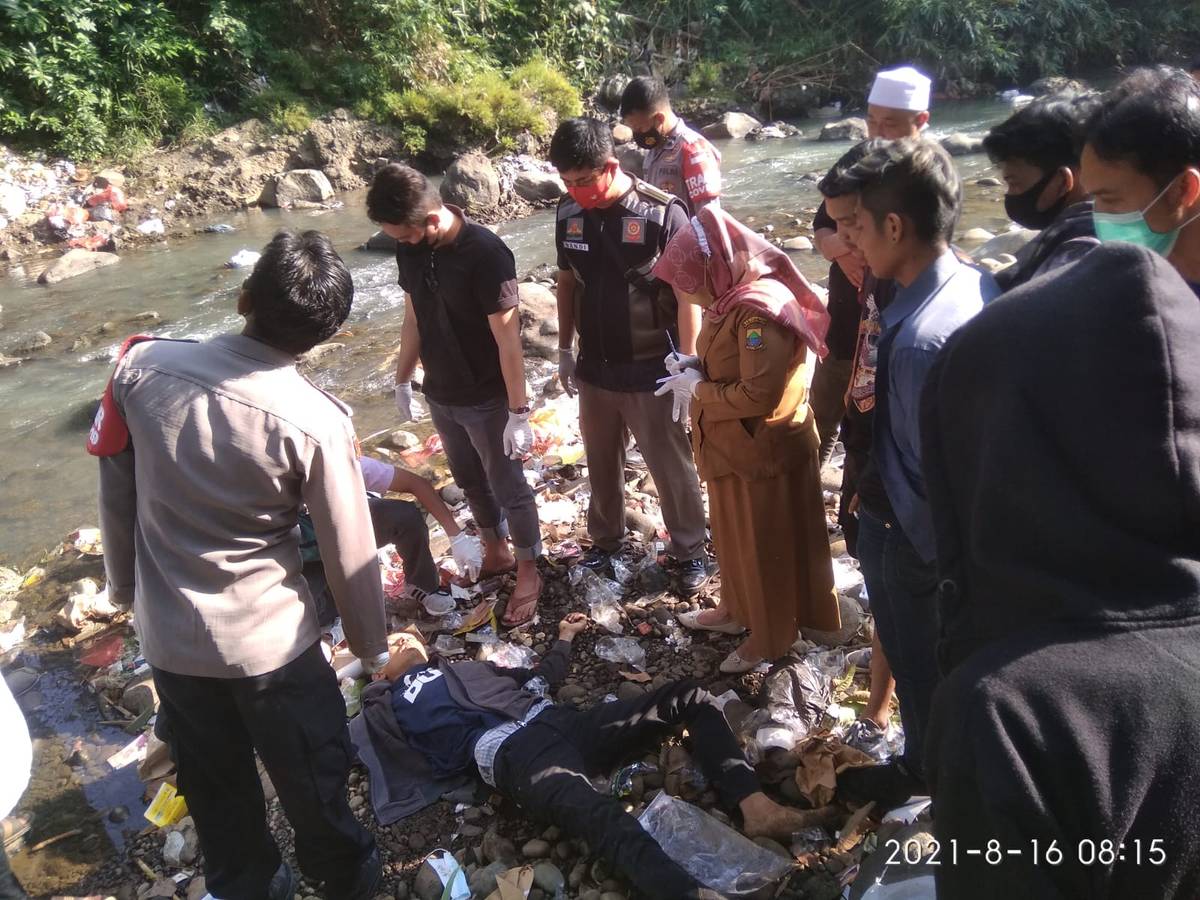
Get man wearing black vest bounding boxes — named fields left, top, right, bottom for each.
left=550, top=118, right=709, bottom=595
left=368, top=165, right=543, bottom=626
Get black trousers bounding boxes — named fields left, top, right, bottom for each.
left=0, top=845, right=28, bottom=900
left=308, top=496, right=439, bottom=626
left=153, top=643, right=374, bottom=900
left=494, top=680, right=759, bottom=900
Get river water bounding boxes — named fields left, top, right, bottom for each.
left=0, top=98, right=1013, bottom=567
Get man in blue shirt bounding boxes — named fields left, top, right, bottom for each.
left=820, top=138, right=999, bottom=807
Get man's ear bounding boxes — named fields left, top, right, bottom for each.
left=913, top=110, right=930, bottom=131
left=236, top=288, right=252, bottom=317
left=885, top=211, right=905, bottom=244
left=1176, top=167, right=1200, bottom=212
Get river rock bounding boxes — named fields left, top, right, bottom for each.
left=414, top=861, right=444, bottom=900
left=976, top=176, right=1003, bottom=187
left=441, top=484, right=466, bottom=504
left=616, top=145, right=646, bottom=178
left=534, top=862, right=566, bottom=894
left=818, top=118, right=868, bottom=142
left=469, top=861, right=508, bottom=897
left=970, top=227, right=1037, bottom=260
left=781, top=235, right=813, bottom=251
left=518, top=281, right=559, bottom=360
left=96, top=168, right=126, bottom=188
left=482, top=829, right=517, bottom=865
left=386, top=430, right=421, bottom=451
left=38, top=249, right=120, bottom=285
left=957, top=227, right=995, bottom=247
left=597, top=75, right=630, bottom=111
left=0, top=354, right=23, bottom=370
left=514, top=170, right=566, bottom=203
left=799, top=594, right=864, bottom=647
left=748, top=122, right=801, bottom=140
left=440, top=152, right=501, bottom=212
left=702, top=112, right=763, bottom=140
left=259, top=169, right=335, bottom=208
left=361, top=230, right=398, bottom=252
left=12, top=331, right=52, bottom=353
left=122, top=677, right=159, bottom=715
left=941, top=133, right=984, bottom=156
left=557, top=683, right=586, bottom=704
left=523, top=838, right=551, bottom=859
left=299, top=342, right=344, bottom=365
left=612, top=123, right=633, bottom=144
left=0, top=183, right=26, bottom=219
left=1030, top=76, right=1087, bottom=97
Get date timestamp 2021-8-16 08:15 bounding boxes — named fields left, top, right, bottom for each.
left=885, top=838, right=1168, bottom=867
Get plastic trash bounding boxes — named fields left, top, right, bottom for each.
left=638, top=792, right=793, bottom=894
left=611, top=761, right=657, bottom=797
left=588, top=599, right=623, bottom=634
left=578, top=567, right=624, bottom=606
left=637, top=557, right=671, bottom=593
left=423, top=592, right=456, bottom=616
left=761, top=655, right=832, bottom=740
left=478, top=642, right=537, bottom=669
left=424, top=850, right=470, bottom=900
left=433, top=634, right=465, bottom=655
left=611, top=556, right=635, bottom=585
left=523, top=675, right=550, bottom=698
left=225, top=248, right=261, bottom=269
left=664, top=625, right=691, bottom=651
left=136, top=217, right=165, bottom=236
left=594, top=636, right=646, bottom=669
left=204, top=223, right=236, bottom=233
left=145, top=782, right=188, bottom=827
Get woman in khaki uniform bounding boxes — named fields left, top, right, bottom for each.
left=654, top=208, right=841, bottom=673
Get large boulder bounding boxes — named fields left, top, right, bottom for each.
left=1029, top=76, right=1087, bottom=97
left=38, top=249, right=120, bottom=285
left=970, top=227, right=1037, bottom=261
left=514, top=170, right=566, bottom=203
left=940, top=133, right=984, bottom=156
left=258, top=169, right=334, bottom=208
left=748, top=122, right=801, bottom=140
left=597, top=75, right=630, bottom=111
left=702, top=112, right=763, bottom=140
left=518, top=281, right=559, bottom=361
left=360, top=230, right=398, bottom=252
left=818, top=117, right=868, bottom=142
left=440, top=152, right=501, bottom=212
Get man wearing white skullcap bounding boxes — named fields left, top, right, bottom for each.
left=809, top=62, right=934, bottom=755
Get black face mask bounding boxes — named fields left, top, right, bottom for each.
left=1004, top=169, right=1067, bottom=231
left=633, top=127, right=663, bottom=150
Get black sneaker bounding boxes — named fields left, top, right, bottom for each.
left=580, top=546, right=614, bottom=575
left=266, top=862, right=296, bottom=900
left=675, top=557, right=710, bottom=597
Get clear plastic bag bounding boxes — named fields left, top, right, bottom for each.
left=478, top=642, right=538, bottom=669
left=594, top=636, right=646, bottom=669
left=638, top=792, right=793, bottom=894
left=761, top=655, right=832, bottom=742
left=589, top=599, right=624, bottom=634
left=433, top=634, right=466, bottom=655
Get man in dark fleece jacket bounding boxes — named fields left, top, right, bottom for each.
left=919, top=243, right=1200, bottom=899
left=355, top=614, right=814, bottom=900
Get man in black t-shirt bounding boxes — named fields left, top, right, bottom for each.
left=367, top=165, right=543, bottom=625
left=549, top=118, right=709, bottom=596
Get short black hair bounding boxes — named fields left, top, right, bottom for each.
left=245, top=231, right=353, bottom=354
left=549, top=117, right=614, bottom=173
left=983, top=92, right=1101, bottom=174
left=818, top=140, right=875, bottom=197
left=820, top=137, right=961, bottom=243
left=1086, top=66, right=1200, bottom=186
left=620, top=76, right=671, bottom=117
left=366, top=163, right=440, bottom=226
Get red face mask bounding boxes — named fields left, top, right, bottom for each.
left=567, top=165, right=615, bottom=209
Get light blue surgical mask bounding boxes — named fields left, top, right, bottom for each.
left=1093, top=173, right=1200, bottom=257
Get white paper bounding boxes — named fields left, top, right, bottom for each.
left=426, top=850, right=470, bottom=899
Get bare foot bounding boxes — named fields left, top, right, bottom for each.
left=739, top=792, right=846, bottom=842
left=502, top=561, right=542, bottom=626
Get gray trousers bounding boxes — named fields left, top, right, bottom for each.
left=428, top=395, right=543, bottom=559
left=577, top=381, right=706, bottom=561
left=810, top=356, right=855, bottom=465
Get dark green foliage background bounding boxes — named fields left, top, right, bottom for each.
left=0, top=0, right=1196, bottom=160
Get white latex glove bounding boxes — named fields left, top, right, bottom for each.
left=654, top=368, right=703, bottom=423
left=502, top=410, right=534, bottom=459
left=558, top=349, right=577, bottom=397
left=394, top=382, right=415, bottom=422
left=359, top=650, right=391, bottom=677
left=450, top=531, right=483, bottom=582
left=664, top=352, right=702, bottom=376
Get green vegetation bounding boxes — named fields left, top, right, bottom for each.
left=0, top=0, right=1196, bottom=162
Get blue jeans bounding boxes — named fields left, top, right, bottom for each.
left=856, top=509, right=940, bottom=778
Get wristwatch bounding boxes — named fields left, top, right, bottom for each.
left=509, top=405, right=531, bottom=415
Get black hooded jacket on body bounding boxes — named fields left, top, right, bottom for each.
left=920, top=244, right=1200, bottom=899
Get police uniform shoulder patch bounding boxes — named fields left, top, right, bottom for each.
left=743, top=316, right=767, bottom=351
left=566, top=217, right=584, bottom=237
left=622, top=217, right=646, bottom=244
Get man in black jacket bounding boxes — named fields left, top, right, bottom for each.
left=920, top=243, right=1200, bottom=898
left=353, top=614, right=818, bottom=900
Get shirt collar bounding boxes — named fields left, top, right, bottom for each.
left=881, top=249, right=962, bottom=331
left=212, top=333, right=297, bottom=367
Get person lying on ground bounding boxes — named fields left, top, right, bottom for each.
left=921, top=243, right=1200, bottom=898
left=351, top=613, right=831, bottom=900
left=301, top=456, right=483, bottom=624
